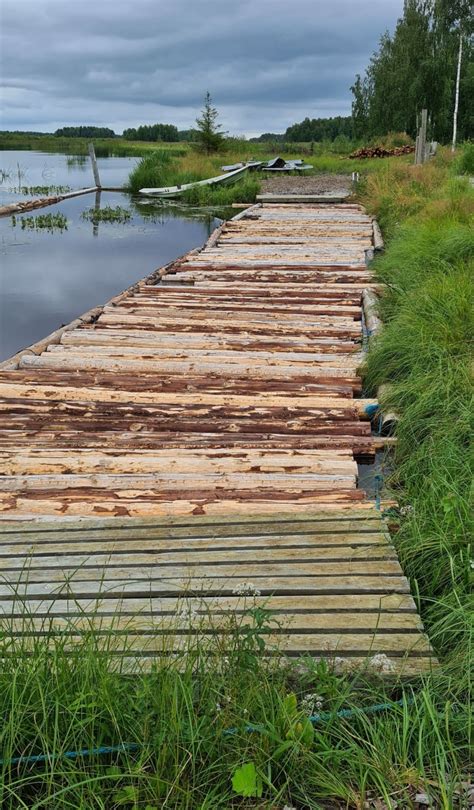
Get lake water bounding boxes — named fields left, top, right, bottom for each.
left=0, top=151, right=220, bottom=361
left=0, top=149, right=137, bottom=205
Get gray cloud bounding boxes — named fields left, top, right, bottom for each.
left=1, top=0, right=403, bottom=136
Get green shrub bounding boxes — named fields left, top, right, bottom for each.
left=457, top=142, right=474, bottom=175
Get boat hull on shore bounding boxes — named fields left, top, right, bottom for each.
left=139, top=164, right=255, bottom=198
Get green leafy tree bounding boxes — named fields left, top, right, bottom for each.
left=195, top=92, right=226, bottom=154
left=351, top=0, right=473, bottom=142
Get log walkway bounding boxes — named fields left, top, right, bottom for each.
left=0, top=202, right=434, bottom=673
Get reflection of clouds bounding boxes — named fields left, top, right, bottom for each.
left=0, top=190, right=213, bottom=360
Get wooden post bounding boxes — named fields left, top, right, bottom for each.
left=92, top=189, right=101, bottom=237
left=88, top=143, right=101, bottom=188
left=414, top=109, right=428, bottom=165
left=420, top=109, right=428, bottom=164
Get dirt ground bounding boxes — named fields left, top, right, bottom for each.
left=259, top=173, right=352, bottom=195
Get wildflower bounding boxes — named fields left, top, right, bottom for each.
left=369, top=653, right=395, bottom=673
left=231, top=582, right=261, bottom=597
left=283, top=805, right=297, bottom=810
left=215, top=703, right=222, bottom=713
left=300, top=693, right=324, bottom=715
left=400, top=504, right=414, bottom=516
left=176, top=603, right=198, bottom=623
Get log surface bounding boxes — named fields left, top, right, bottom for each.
left=0, top=202, right=434, bottom=673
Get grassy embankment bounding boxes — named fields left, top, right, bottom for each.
left=0, top=145, right=472, bottom=809
left=126, top=144, right=412, bottom=206
left=359, top=146, right=473, bottom=679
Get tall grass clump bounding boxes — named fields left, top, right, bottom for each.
left=0, top=601, right=472, bottom=809
left=181, top=176, right=260, bottom=206
left=128, top=150, right=175, bottom=193
left=363, top=173, right=473, bottom=678
left=456, top=141, right=474, bottom=175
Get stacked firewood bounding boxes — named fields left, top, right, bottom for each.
left=349, top=145, right=415, bottom=159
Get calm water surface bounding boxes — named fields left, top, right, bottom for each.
left=0, top=153, right=220, bottom=360
left=0, top=149, right=137, bottom=205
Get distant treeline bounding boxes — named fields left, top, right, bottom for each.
left=285, top=116, right=353, bottom=142
left=122, top=124, right=200, bottom=142
left=352, top=0, right=473, bottom=142
left=54, top=126, right=116, bottom=138
left=250, top=117, right=353, bottom=143
left=123, top=124, right=178, bottom=141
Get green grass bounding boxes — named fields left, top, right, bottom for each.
left=0, top=132, right=189, bottom=158
left=1, top=143, right=473, bottom=809
left=0, top=602, right=471, bottom=809
left=357, top=168, right=473, bottom=807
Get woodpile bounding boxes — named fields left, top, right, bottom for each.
left=349, top=145, right=415, bottom=159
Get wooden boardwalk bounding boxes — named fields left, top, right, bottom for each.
left=0, top=202, right=434, bottom=673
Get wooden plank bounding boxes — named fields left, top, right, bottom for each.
left=0, top=545, right=397, bottom=569
left=0, top=575, right=411, bottom=598
left=0, top=594, right=418, bottom=614
left=3, top=613, right=423, bottom=633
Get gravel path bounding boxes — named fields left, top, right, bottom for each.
left=260, top=173, right=352, bottom=195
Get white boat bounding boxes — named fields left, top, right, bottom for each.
left=139, top=164, right=254, bottom=198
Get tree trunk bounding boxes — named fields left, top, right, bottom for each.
left=451, top=31, right=463, bottom=153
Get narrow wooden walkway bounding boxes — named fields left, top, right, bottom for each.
left=0, top=202, right=434, bottom=673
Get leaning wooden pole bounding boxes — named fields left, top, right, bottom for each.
left=88, top=142, right=101, bottom=188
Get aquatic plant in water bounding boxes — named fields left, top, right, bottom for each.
left=20, top=185, right=72, bottom=196
left=81, top=205, right=132, bottom=223
left=11, top=212, right=68, bottom=232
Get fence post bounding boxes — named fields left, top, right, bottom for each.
left=88, top=143, right=101, bottom=188
left=414, top=109, right=428, bottom=165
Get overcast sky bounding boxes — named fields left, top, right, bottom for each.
left=1, top=0, right=403, bottom=137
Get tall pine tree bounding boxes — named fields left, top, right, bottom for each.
left=195, top=92, right=226, bottom=154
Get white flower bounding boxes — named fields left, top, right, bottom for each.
left=369, top=653, right=395, bottom=673
left=176, top=603, right=198, bottom=623
left=300, top=693, right=324, bottom=715
left=283, top=805, right=297, bottom=810
left=231, top=581, right=261, bottom=596
left=400, top=505, right=414, bottom=516
left=215, top=703, right=222, bottom=713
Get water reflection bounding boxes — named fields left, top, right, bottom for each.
left=0, top=190, right=220, bottom=360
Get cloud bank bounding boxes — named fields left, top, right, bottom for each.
left=1, top=0, right=402, bottom=136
